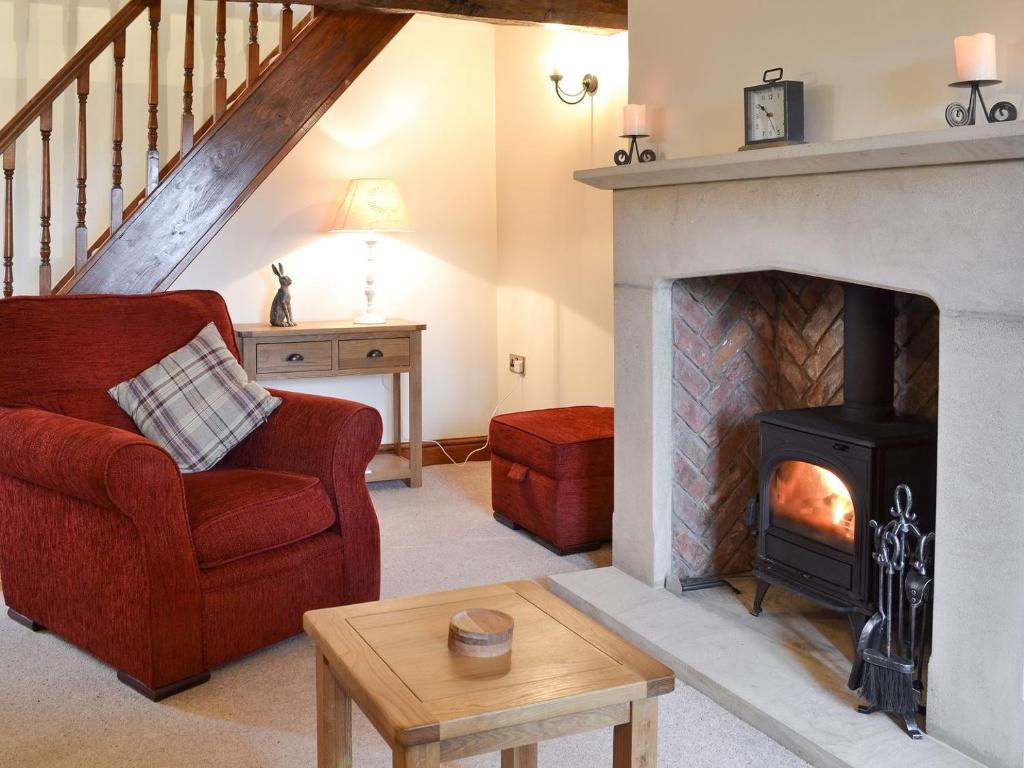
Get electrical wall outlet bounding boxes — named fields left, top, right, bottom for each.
left=509, top=354, right=526, bottom=376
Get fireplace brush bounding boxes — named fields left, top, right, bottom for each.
left=856, top=484, right=934, bottom=739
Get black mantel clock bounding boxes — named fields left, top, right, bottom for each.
left=741, top=68, right=804, bottom=150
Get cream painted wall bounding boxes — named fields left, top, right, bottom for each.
left=174, top=15, right=499, bottom=444
left=494, top=27, right=626, bottom=414
left=629, top=0, right=1024, bottom=158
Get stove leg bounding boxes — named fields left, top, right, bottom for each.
left=750, top=579, right=770, bottom=617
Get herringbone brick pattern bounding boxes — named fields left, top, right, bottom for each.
left=671, top=272, right=939, bottom=584
left=775, top=273, right=845, bottom=410
left=671, top=274, right=778, bottom=579
left=895, top=294, right=940, bottom=421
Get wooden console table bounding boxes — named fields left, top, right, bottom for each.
left=235, top=320, right=426, bottom=488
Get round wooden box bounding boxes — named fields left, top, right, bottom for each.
left=448, top=609, right=515, bottom=658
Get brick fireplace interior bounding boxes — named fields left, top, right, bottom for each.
left=670, top=270, right=939, bottom=585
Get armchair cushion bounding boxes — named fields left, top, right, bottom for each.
left=109, top=323, right=280, bottom=472
left=184, top=468, right=335, bottom=568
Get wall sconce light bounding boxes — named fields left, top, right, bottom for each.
left=550, top=69, right=598, bottom=105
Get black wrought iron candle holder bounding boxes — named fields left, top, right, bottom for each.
left=945, top=79, right=1018, bottom=127
left=614, top=135, right=656, bottom=166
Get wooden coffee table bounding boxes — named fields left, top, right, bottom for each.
left=303, top=580, right=675, bottom=767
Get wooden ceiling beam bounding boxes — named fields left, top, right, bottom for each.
left=228, top=1, right=627, bottom=31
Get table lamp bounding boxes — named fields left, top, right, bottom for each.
left=331, top=178, right=410, bottom=324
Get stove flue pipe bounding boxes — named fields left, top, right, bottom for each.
left=842, top=283, right=896, bottom=422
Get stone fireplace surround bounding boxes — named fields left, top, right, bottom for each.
left=557, top=123, right=1024, bottom=768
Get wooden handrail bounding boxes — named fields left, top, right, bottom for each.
left=0, top=0, right=148, bottom=153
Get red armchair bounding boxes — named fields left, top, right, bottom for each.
left=0, top=291, right=382, bottom=699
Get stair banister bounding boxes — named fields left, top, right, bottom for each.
left=74, top=70, right=90, bottom=271
left=3, top=145, right=13, bottom=298
left=281, top=3, right=294, bottom=50
left=39, top=104, right=52, bottom=295
left=0, top=1, right=148, bottom=156
left=182, top=0, right=196, bottom=157
left=216, top=0, right=228, bottom=119
left=1, top=1, right=386, bottom=300
left=146, top=1, right=161, bottom=195
left=248, top=2, right=261, bottom=86
left=0, top=0, right=147, bottom=295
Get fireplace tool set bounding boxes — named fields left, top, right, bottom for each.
left=848, top=484, right=934, bottom=739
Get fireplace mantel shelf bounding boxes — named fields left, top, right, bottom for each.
left=575, top=121, right=1024, bottom=190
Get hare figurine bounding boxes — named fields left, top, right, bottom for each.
left=269, top=263, right=296, bottom=327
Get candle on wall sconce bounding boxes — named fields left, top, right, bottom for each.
left=615, top=104, right=656, bottom=166
left=945, top=32, right=1018, bottom=127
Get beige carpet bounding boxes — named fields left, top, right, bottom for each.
left=0, top=463, right=807, bottom=767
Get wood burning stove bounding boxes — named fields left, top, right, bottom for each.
left=750, top=284, right=936, bottom=638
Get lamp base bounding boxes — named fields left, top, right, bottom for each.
left=353, top=312, right=386, bottom=325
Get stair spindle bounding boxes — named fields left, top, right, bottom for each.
left=181, top=0, right=195, bottom=156
left=75, top=70, right=89, bottom=270
left=247, top=3, right=260, bottom=86
left=146, top=0, right=161, bottom=195
left=111, top=31, right=125, bottom=233
left=39, top=105, right=52, bottom=295
left=280, top=3, right=293, bottom=51
left=215, top=0, right=227, bottom=119
left=3, top=145, right=13, bottom=298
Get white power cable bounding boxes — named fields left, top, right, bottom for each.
left=431, top=379, right=522, bottom=467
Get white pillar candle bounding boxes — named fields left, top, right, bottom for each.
left=623, top=104, right=647, bottom=136
left=954, top=32, right=998, bottom=82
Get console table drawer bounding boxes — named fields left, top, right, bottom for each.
left=255, top=340, right=333, bottom=374
left=339, top=338, right=410, bottom=370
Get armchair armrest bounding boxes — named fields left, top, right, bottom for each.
left=0, top=406, right=204, bottom=688
left=221, top=390, right=384, bottom=603
left=0, top=406, right=178, bottom=510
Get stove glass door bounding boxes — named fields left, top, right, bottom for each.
left=769, top=460, right=855, bottom=554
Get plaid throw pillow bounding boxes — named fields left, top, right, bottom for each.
left=109, top=322, right=281, bottom=473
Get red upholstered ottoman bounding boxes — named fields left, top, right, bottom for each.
left=489, top=406, right=613, bottom=555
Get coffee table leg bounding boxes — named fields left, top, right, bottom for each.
left=316, top=652, right=352, bottom=768
left=392, top=743, right=440, bottom=767
left=501, top=743, right=538, bottom=767
left=612, top=698, right=658, bottom=768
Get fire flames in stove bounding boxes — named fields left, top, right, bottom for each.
left=770, top=461, right=856, bottom=553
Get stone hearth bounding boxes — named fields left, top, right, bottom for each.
left=566, top=123, right=1024, bottom=768
left=670, top=272, right=938, bottom=583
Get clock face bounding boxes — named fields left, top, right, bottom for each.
left=747, top=85, right=786, bottom=142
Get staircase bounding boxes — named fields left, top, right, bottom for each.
left=0, top=1, right=410, bottom=297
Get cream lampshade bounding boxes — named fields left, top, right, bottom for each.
left=331, top=179, right=410, bottom=324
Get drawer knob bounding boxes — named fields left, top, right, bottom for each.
left=286, top=352, right=305, bottom=362
left=367, top=348, right=384, bottom=359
